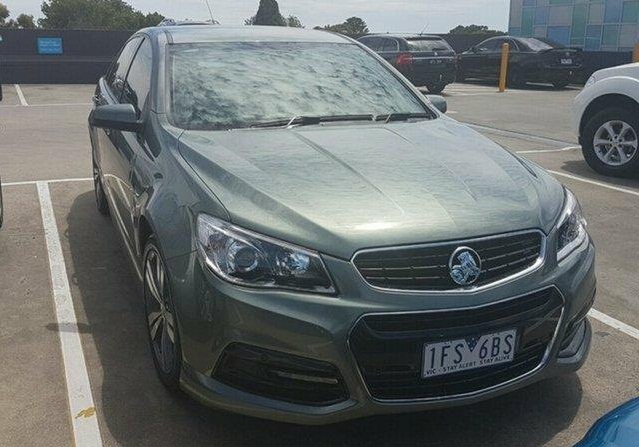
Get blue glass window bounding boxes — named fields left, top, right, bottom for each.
left=509, top=27, right=522, bottom=37
left=604, top=0, right=623, bottom=23
left=547, top=26, right=571, bottom=45
left=585, top=25, right=602, bottom=50
left=535, top=6, right=550, bottom=25
left=523, top=0, right=535, bottom=6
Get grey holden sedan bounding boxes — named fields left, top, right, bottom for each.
left=88, top=26, right=596, bottom=424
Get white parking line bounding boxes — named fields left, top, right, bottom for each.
left=0, top=102, right=91, bottom=109
left=36, top=181, right=103, bottom=447
left=469, top=123, right=575, bottom=147
left=589, top=309, right=639, bottom=341
left=516, top=146, right=579, bottom=154
left=4, top=177, right=92, bottom=187
left=548, top=170, right=639, bottom=197
left=14, top=84, right=28, bottom=106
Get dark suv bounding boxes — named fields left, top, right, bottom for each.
left=358, top=34, right=456, bottom=93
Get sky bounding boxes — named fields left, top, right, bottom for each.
left=1, top=0, right=511, bottom=34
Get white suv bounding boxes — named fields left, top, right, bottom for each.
left=573, top=63, right=639, bottom=177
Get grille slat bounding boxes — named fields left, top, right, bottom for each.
left=353, top=231, right=544, bottom=291
left=349, top=288, right=563, bottom=400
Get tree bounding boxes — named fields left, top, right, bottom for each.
left=0, top=2, right=9, bottom=23
left=449, top=24, right=505, bottom=36
left=285, top=15, right=303, bottom=28
left=253, top=0, right=286, bottom=26
left=39, top=0, right=164, bottom=30
left=16, top=14, right=36, bottom=29
left=315, top=16, right=368, bottom=38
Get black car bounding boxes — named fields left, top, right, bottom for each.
left=358, top=34, right=456, bottom=93
left=458, top=36, right=583, bottom=88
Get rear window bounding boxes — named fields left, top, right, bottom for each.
left=169, top=42, right=428, bottom=131
left=518, top=38, right=564, bottom=51
left=406, top=38, right=453, bottom=52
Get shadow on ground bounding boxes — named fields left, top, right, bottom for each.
left=63, top=191, right=583, bottom=447
left=559, top=159, right=639, bottom=190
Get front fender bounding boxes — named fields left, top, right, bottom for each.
left=573, top=76, right=639, bottom=137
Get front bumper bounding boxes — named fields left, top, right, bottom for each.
left=166, top=237, right=595, bottom=424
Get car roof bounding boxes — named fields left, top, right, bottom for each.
left=139, top=25, right=350, bottom=44
left=362, top=34, right=444, bottom=40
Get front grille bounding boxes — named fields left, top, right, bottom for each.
left=353, top=231, right=543, bottom=291
left=349, top=287, right=563, bottom=401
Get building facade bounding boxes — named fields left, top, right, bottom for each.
left=509, top=0, right=639, bottom=51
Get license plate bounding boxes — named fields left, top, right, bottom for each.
left=560, top=58, right=573, bottom=65
left=430, top=59, right=443, bottom=64
left=422, top=329, right=516, bottom=378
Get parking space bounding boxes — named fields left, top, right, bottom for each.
left=1, top=84, right=638, bottom=446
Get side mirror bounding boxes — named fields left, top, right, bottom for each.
left=426, top=95, right=447, bottom=114
left=469, top=46, right=477, bottom=53
left=89, top=103, right=142, bottom=133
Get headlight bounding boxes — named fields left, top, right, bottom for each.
left=196, top=214, right=335, bottom=294
left=585, top=75, right=596, bottom=87
left=556, top=189, right=588, bottom=262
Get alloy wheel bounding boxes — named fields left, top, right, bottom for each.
left=593, top=120, right=638, bottom=167
left=144, top=249, right=177, bottom=374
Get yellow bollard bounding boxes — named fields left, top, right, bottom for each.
left=633, top=43, right=639, bottom=63
left=499, top=42, right=510, bottom=92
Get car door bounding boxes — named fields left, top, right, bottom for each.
left=460, top=39, right=491, bottom=78
left=115, top=37, right=154, bottom=253
left=93, top=36, right=143, bottom=244
left=483, top=38, right=507, bottom=79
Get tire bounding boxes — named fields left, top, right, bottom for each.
left=143, top=238, right=182, bottom=390
left=93, top=159, right=109, bottom=216
left=582, top=107, right=639, bottom=177
left=553, top=80, right=570, bottom=89
left=426, top=83, right=445, bottom=94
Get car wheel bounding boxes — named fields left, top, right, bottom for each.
left=93, top=160, right=109, bottom=216
left=553, top=80, right=570, bottom=89
left=426, top=83, right=445, bottom=94
left=143, top=238, right=182, bottom=390
left=582, top=107, right=639, bottom=177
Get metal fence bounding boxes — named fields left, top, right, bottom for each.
left=0, top=29, right=132, bottom=84
left=0, top=29, right=634, bottom=84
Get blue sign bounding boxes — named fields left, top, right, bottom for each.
left=37, top=37, right=63, bottom=55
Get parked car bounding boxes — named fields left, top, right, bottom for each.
left=357, top=34, right=456, bottom=93
left=89, top=25, right=595, bottom=424
left=458, top=36, right=583, bottom=88
left=574, top=398, right=639, bottom=447
left=573, top=63, right=639, bottom=177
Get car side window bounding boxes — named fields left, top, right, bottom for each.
left=477, top=39, right=501, bottom=52
left=107, top=37, right=143, bottom=101
left=359, top=37, right=378, bottom=50
left=380, top=38, right=398, bottom=52
left=121, top=38, right=153, bottom=117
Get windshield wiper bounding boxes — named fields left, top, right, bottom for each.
left=374, top=112, right=431, bottom=123
left=250, top=114, right=375, bottom=129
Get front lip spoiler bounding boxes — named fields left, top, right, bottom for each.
left=345, top=285, right=566, bottom=405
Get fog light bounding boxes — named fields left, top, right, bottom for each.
left=213, top=343, right=348, bottom=406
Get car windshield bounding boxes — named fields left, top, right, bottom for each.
left=406, top=38, right=452, bottom=52
left=518, top=37, right=564, bottom=51
left=169, top=41, right=430, bottom=130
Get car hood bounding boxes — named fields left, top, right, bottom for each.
left=593, top=62, right=639, bottom=81
left=178, top=118, right=564, bottom=259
